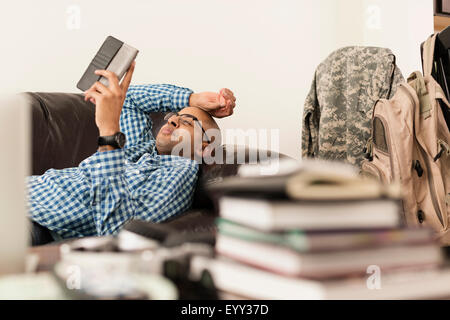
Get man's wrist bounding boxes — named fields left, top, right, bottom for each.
left=99, top=126, right=120, bottom=137
left=188, top=93, right=200, bottom=108
left=98, top=126, right=121, bottom=152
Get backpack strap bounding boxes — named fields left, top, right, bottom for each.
left=407, top=71, right=432, bottom=119
left=422, top=33, right=437, bottom=77
left=435, top=85, right=450, bottom=107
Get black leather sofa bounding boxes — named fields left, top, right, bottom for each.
left=24, top=92, right=288, bottom=245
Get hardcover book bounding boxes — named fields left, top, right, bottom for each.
left=77, top=36, right=138, bottom=92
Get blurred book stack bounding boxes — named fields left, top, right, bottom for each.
left=191, top=159, right=450, bottom=299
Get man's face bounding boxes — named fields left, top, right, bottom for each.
left=155, top=107, right=218, bottom=159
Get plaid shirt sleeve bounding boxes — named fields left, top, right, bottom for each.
left=80, top=148, right=126, bottom=181
left=78, top=148, right=129, bottom=235
left=121, top=84, right=193, bottom=152
left=26, top=148, right=129, bottom=238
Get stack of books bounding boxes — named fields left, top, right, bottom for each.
left=191, top=159, right=449, bottom=299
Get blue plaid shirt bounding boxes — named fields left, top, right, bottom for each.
left=26, top=84, right=199, bottom=239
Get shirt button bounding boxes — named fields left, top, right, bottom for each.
left=134, top=169, right=140, bottom=174
left=95, top=164, right=101, bottom=169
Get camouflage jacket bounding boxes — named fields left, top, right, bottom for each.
left=301, top=46, right=404, bottom=168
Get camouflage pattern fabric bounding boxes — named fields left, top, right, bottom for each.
left=302, top=46, right=404, bottom=168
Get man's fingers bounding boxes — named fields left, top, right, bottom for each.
left=84, top=90, right=101, bottom=101
left=226, top=100, right=234, bottom=112
left=120, top=61, right=135, bottom=92
left=228, top=98, right=235, bottom=109
left=216, top=104, right=233, bottom=117
left=219, top=95, right=226, bottom=107
left=222, top=88, right=231, bottom=99
left=227, top=101, right=234, bottom=113
left=221, top=88, right=236, bottom=102
left=84, top=90, right=102, bottom=104
left=219, top=88, right=236, bottom=111
left=84, top=88, right=95, bottom=101
left=90, top=81, right=109, bottom=94
left=84, top=87, right=100, bottom=103
left=220, top=88, right=236, bottom=110
left=94, top=69, right=120, bottom=92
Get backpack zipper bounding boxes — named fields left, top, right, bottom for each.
left=434, top=139, right=449, bottom=161
left=416, top=143, right=445, bottom=227
left=400, top=85, right=445, bottom=228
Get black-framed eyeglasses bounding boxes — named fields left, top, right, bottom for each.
left=164, top=112, right=211, bottom=143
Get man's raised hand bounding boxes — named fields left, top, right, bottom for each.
left=84, top=61, right=136, bottom=136
left=189, top=88, right=236, bottom=118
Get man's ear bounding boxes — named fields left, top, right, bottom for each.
left=193, top=141, right=214, bottom=161
left=193, top=141, right=207, bottom=162
left=202, top=142, right=215, bottom=158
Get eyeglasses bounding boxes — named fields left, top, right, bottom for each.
left=163, top=112, right=211, bottom=143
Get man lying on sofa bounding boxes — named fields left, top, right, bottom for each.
left=26, top=62, right=236, bottom=244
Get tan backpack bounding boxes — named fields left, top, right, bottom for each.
left=361, top=34, right=450, bottom=245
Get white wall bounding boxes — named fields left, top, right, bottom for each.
left=0, top=0, right=433, bottom=159
left=335, top=0, right=434, bottom=75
